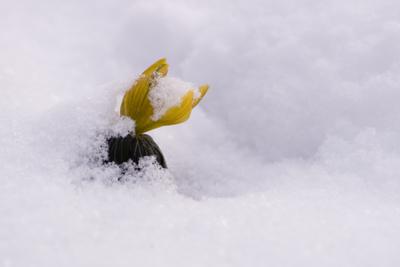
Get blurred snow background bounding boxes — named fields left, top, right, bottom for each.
left=1, top=0, right=400, bottom=266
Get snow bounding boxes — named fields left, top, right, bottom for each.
left=110, top=116, right=135, bottom=137
left=1, top=0, right=400, bottom=266
left=149, top=76, right=196, bottom=121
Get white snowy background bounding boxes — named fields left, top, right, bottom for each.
left=1, top=0, right=400, bottom=266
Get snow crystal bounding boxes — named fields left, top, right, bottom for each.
left=148, top=76, right=197, bottom=121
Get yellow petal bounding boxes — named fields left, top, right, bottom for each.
left=192, top=84, right=209, bottom=108
left=142, top=58, right=169, bottom=78
left=120, top=75, right=151, bottom=118
left=120, top=58, right=170, bottom=134
left=139, top=91, right=195, bottom=133
left=160, top=90, right=194, bottom=124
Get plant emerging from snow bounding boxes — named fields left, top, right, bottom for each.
left=107, top=58, right=209, bottom=167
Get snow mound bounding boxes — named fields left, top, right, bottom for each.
left=2, top=0, right=400, bottom=266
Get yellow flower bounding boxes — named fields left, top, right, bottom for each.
left=120, top=58, right=209, bottom=134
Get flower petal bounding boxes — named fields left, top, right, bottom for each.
left=160, top=90, right=194, bottom=124
left=120, top=75, right=152, bottom=119
left=120, top=58, right=170, bottom=133
left=192, top=84, right=209, bottom=108
left=142, top=58, right=169, bottom=78
left=139, top=90, right=195, bottom=133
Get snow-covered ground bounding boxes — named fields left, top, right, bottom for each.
left=2, top=0, right=400, bottom=266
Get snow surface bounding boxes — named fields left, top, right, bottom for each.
left=1, top=0, right=400, bottom=266
left=149, top=76, right=196, bottom=121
